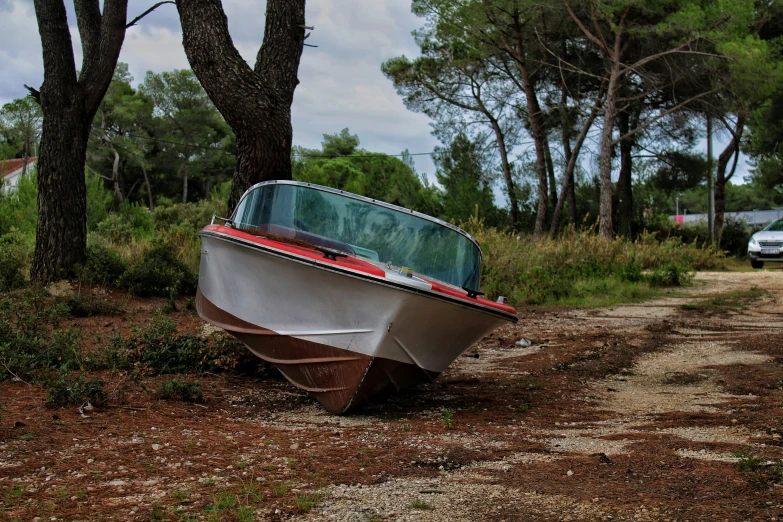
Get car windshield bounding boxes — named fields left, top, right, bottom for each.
left=763, top=219, right=783, bottom=232
left=231, top=182, right=482, bottom=289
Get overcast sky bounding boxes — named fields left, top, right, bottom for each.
left=0, top=0, right=750, bottom=195
left=0, top=0, right=442, bottom=176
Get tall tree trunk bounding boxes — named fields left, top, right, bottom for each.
left=714, top=114, right=746, bottom=235
left=107, top=141, right=125, bottom=205
left=487, top=116, right=519, bottom=229
left=615, top=109, right=634, bottom=237
left=140, top=161, right=154, bottom=210
left=543, top=132, right=557, bottom=212
left=176, top=0, right=306, bottom=211
left=22, top=137, right=30, bottom=176
left=559, top=88, right=576, bottom=226
left=30, top=0, right=129, bottom=283
left=550, top=87, right=605, bottom=237
left=598, top=60, right=621, bottom=239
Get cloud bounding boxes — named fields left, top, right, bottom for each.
left=1, top=1, right=438, bottom=175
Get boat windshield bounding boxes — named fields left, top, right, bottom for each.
left=231, top=183, right=481, bottom=289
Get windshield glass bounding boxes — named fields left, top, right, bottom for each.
left=231, top=183, right=481, bottom=289
left=763, top=219, right=783, bottom=232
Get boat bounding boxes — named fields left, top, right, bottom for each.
left=196, top=180, right=518, bottom=413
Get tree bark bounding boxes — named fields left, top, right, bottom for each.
left=550, top=86, right=605, bottom=237
left=615, top=108, right=636, bottom=237
left=176, top=0, right=306, bottom=211
left=30, top=0, right=129, bottom=283
left=140, top=161, right=154, bottom=210
left=714, top=114, right=746, bottom=235
left=487, top=116, right=519, bottom=229
left=544, top=132, right=557, bottom=213
left=598, top=56, right=621, bottom=239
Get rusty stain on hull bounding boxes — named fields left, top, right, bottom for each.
left=196, top=289, right=440, bottom=413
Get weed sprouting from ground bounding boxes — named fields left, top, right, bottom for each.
left=157, top=379, right=204, bottom=402
left=441, top=408, right=454, bottom=430
left=410, top=498, right=432, bottom=510
left=270, top=482, right=292, bottom=496
left=295, top=492, right=322, bottom=513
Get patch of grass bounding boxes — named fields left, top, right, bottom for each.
left=239, top=480, right=264, bottom=504
left=204, top=489, right=237, bottom=513
left=681, top=287, right=766, bottom=313
left=441, top=408, right=454, bottom=430
left=4, top=484, right=25, bottom=505
left=170, top=489, right=189, bottom=504
left=469, top=219, right=724, bottom=306
left=295, top=492, right=321, bottom=513
left=270, top=481, right=292, bottom=496
left=237, top=505, right=255, bottom=522
left=65, top=292, right=124, bottom=318
left=157, top=379, right=204, bottom=403
left=409, top=498, right=432, bottom=510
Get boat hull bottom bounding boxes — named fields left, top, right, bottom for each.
left=196, top=290, right=439, bottom=414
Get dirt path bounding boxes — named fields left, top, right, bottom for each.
left=2, top=271, right=783, bottom=521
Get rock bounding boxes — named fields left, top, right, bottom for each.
left=290, top=443, right=299, bottom=450
left=567, top=470, right=574, bottom=476
left=515, top=338, right=533, bottom=347
left=152, top=444, right=163, bottom=451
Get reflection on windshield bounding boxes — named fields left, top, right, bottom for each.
left=232, top=183, right=481, bottom=289
left=764, top=219, right=783, bottom=232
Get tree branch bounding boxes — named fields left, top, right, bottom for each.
left=126, top=1, right=175, bottom=28
left=24, top=84, right=41, bottom=104
left=611, top=89, right=718, bottom=145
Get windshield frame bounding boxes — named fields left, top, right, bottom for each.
left=232, top=180, right=483, bottom=257
left=763, top=219, right=783, bottom=232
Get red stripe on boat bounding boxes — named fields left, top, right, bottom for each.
left=204, top=225, right=387, bottom=277
left=203, top=225, right=517, bottom=316
left=424, top=280, right=518, bottom=315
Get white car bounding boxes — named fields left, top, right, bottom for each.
left=748, top=218, right=783, bottom=269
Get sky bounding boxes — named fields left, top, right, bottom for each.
left=0, top=0, right=751, bottom=196
left=0, top=0, right=441, bottom=176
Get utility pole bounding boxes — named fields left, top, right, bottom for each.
left=706, top=115, right=714, bottom=244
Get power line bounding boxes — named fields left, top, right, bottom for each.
left=104, top=130, right=438, bottom=159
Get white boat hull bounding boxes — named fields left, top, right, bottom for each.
left=197, top=227, right=516, bottom=413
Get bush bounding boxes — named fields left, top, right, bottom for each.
left=0, top=232, right=28, bottom=291
left=84, top=243, right=128, bottom=286
left=152, top=199, right=226, bottom=232
left=157, top=378, right=204, bottom=402
left=646, top=263, right=694, bottom=287
left=95, top=213, right=135, bottom=243
left=467, top=220, right=722, bottom=306
left=44, top=374, right=108, bottom=408
left=0, top=289, right=81, bottom=382
left=119, top=241, right=197, bottom=297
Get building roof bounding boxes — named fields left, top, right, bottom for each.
left=1, top=157, right=37, bottom=178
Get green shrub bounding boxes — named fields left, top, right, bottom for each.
left=134, top=312, right=205, bottom=373
left=152, top=199, right=226, bottom=232
left=44, top=374, right=108, bottom=408
left=0, top=232, right=28, bottom=291
left=646, top=263, right=694, bottom=287
left=118, top=241, right=197, bottom=297
left=95, top=213, right=135, bottom=243
left=157, top=378, right=204, bottom=402
left=85, top=243, right=128, bottom=285
left=0, top=289, right=81, bottom=381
